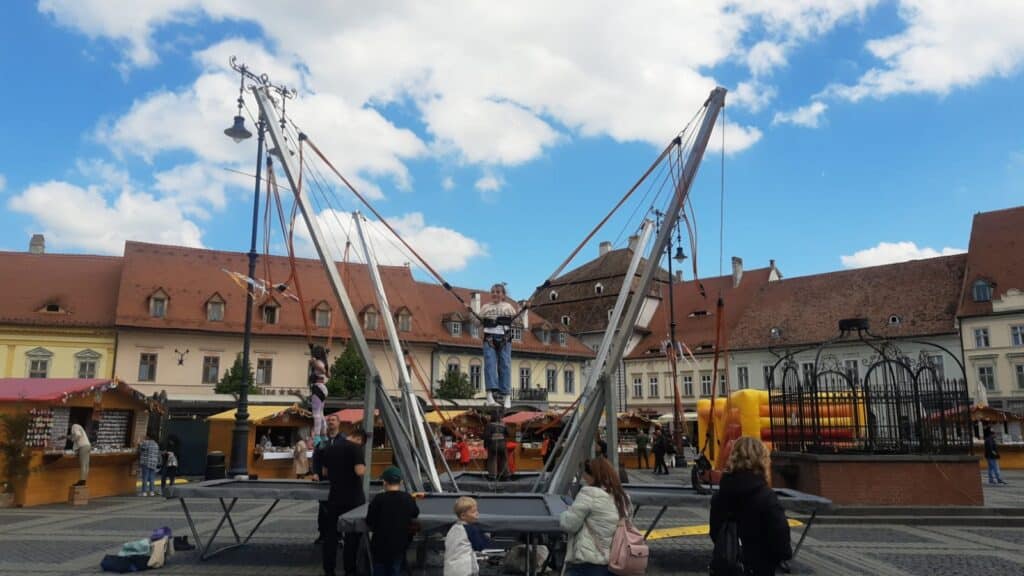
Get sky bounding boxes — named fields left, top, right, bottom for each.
left=1, top=1, right=1022, bottom=299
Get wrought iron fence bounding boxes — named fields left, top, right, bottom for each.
left=768, top=321, right=972, bottom=455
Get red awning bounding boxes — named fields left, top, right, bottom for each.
left=0, top=378, right=119, bottom=402
left=502, top=411, right=544, bottom=425
left=330, top=408, right=380, bottom=423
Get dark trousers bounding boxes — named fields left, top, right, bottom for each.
left=318, top=501, right=329, bottom=538
left=160, top=466, right=177, bottom=495
left=372, top=560, right=402, bottom=576
left=637, top=448, right=649, bottom=469
left=323, top=499, right=361, bottom=575
left=653, top=453, right=667, bottom=474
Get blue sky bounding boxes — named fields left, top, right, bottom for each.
left=1, top=1, right=1022, bottom=299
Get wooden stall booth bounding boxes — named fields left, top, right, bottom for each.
left=616, top=413, right=655, bottom=469
left=206, top=404, right=312, bottom=480
left=502, top=410, right=548, bottom=471
left=328, top=408, right=393, bottom=477
left=430, top=410, right=488, bottom=471
left=973, top=406, right=1024, bottom=469
left=0, top=378, right=158, bottom=507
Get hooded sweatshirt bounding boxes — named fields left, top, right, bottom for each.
left=709, top=470, right=792, bottom=575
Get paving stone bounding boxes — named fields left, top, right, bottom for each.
left=808, top=526, right=935, bottom=544
left=872, top=552, right=1024, bottom=576
left=960, top=527, right=1024, bottom=546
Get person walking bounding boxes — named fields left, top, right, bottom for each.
left=652, top=431, right=668, bottom=475
left=984, top=426, right=1008, bottom=485
left=138, top=434, right=160, bottom=497
left=710, top=437, right=792, bottom=575
left=635, top=430, right=650, bottom=470
left=559, top=458, right=630, bottom=576
left=68, top=423, right=91, bottom=487
left=160, top=448, right=178, bottom=497
left=321, top=429, right=367, bottom=576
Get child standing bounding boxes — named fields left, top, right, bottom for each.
left=138, top=435, right=160, bottom=497
left=444, top=496, right=492, bottom=576
left=365, top=467, right=420, bottom=576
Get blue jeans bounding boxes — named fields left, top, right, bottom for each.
left=987, top=458, right=1004, bottom=483
left=140, top=466, right=156, bottom=494
left=565, top=563, right=611, bottom=576
left=483, top=335, right=512, bottom=395
left=373, top=560, right=402, bottom=575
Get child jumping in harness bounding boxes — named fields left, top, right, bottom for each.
left=479, top=283, right=518, bottom=409
left=309, top=345, right=329, bottom=445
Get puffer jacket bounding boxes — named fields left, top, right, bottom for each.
left=443, top=521, right=479, bottom=576
left=559, top=485, right=620, bottom=566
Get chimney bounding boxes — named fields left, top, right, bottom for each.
left=674, top=270, right=683, bottom=282
left=599, top=241, right=612, bottom=257
left=471, top=292, right=481, bottom=314
left=768, top=259, right=782, bottom=281
left=29, top=234, right=45, bottom=254
left=627, top=235, right=639, bottom=252
left=731, top=256, right=743, bottom=288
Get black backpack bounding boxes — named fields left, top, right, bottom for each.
left=709, top=518, right=744, bottom=576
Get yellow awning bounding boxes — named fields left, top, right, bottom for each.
left=425, top=409, right=467, bottom=424
left=208, top=404, right=310, bottom=424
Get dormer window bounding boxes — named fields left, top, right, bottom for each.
left=469, top=323, right=480, bottom=338
left=558, top=332, right=567, bottom=346
left=561, top=315, right=571, bottom=327
left=38, top=302, right=67, bottom=314
left=511, top=326, right=523, bottom=342
left=314, top=302, right=331, bottom=328
left=149, top=290, right=168, bottom=318
left=972, top=280, right=993, bottom=303
left=594, top=283, right=604, bottom=295
left=364, top=308, right=379, bottom=331
left=549, top=290, right=559, bottom=301
left=262, top=302, right=279, bottom=325
left=689, top=310, right=709, bottom=318
left=449, top=321, right=462, bottom=336
left=206, top=294, right=225, bottom=322
left=397, top=309, right=412, bottom=332
left=541, top=330, right=550, bottom=344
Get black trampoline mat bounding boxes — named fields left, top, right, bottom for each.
left=415, top=494, right=552, bottom=517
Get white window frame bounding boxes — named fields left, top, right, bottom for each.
left=511, top=326, right=523, bottom=342
left=398, top=312, right=412, bottom=332
left=449, top=321, right=462, bottom=336
left=632, top=376, right=643, bottom=399
left=720, top=373, right=729, bottom=394
left=364, top=309, right=378, bottom=331
left=737, top=366, right=749, bottom=389
left=206, top=299, right=224, bottom=322
left=469, top=362, right=482, bottom=391
left=138, top=353, right=158, bottom=382
left=978, top=365, right=996, bottom=391
left=546, top=368, right=558, bottom=392
left=974, top=328, right=990, bottom=348
left=564, top=370, right=575, bottom=395
left=26, top=348, right=53, bottom=379
left=314, top=305, right=331, bottom=328
left=202, top=355, right=220, bottom=385
left=1011, top=325, right=1024, bottom=347
left=648, top=376, right=659, bottom=399
left=447, top=358, right=460, bottom=375
left=262, top=304, right=279, bottom=325
left=1015, top=363, right=1024, bottom=390
left=700, top=373, right=712, bottom=396
left=762, top=365, right=773, bottom=388
left=683, top=375, right=693, bottom=396
left=560, top=315, right=570, bottom=326
left=150, top=295, right=167, bottom=318
left=256, top=358, right=273, bottom=386
left=972, top=280, right=992, bottom=302
left=74, top=349, right=101, bottom=380
left=519, top=366, right=531, bottom=390
left=594, top=283, right=604, bottom=295
left=558, top=332, right=567, bottom=346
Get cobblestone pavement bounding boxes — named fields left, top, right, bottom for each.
left=0, top=468, right=1021, bottom=575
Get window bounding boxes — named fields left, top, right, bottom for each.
left=469, top=323, right=480, bottom=338
left=511, top=326, right=523, bottom=342
left=594, top=283, right=604, bottom=295
left=150, top=295, right=167, bottom=318
left=561, top=315, right=571, bottom=327
left=449, top=321, right=462, bottom=336
left=256, top=359, right=273, bottom=386
left=546, top=368, right=558, bottom=392
left=632, top=376, right=643, bottom=399
left=540, top=330, right=550, bottom=344
left=519, top=367, right=531, bottom=390
left=558, top=332, right=567, bottom=346
left=978, top=365, right=996, bottom=391
left=1011, top=325, right=1024, bottom=347
left=398, top=312, right=412, bottom=332
left=470, top=363, right=482, bottom=390
left=974, top=328, right=990, bottom=348
left=564, top=370, right=575, bottom=395
left=314, top=305, right=331, bottom=328
left=801, top=362, right=815, bottom=384
left=720, top=373, right=729, bottom=394
left=28, top=351, right=51, bottom=378
left=844, top=359, right=860, bottom=383
left=549, top=290, right=558, bottom=301
left=74, top=349, right=101, bottom=380
left=206, top=298, right=224, bottom=321
left=689, top=310, right=709, bottom=318
left=138, top=353, right=157, bottom=382
left=972, top=280, right=993, bottom=302
left=683, top=375, right=693, bottom=396
left=607, top=309, right=614, bottom=321
left=202, top=356, right=220, bottom=384
left=262, top=304, right=279, bottom=325
left=926, top=354, right=945, bottom=381
left=701, top=373, right=712, bottom=396
left=648, top=376, right=659, bottom=398
left=364, top=309, right=378, bottom=331
left=1016, top=364, right=1024, bottom=390
left=762, top=365, right=773, bottom=388
left=447, top=358, right=460, bottom=375
left=737, top=367, right=749, bottom=389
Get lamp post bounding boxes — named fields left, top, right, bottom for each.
left=224, top=67, right=264, bottom=478
left=662, top=211, right=686, bottom=454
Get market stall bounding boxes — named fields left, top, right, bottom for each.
left=616, top=413, right=654, bottom=469
left=327, top=408, right=392, bottom=476
left=0, top=378, right=158, bottom=507
left=972, top=405, right=1024, bottom=469
left=206, top=405, right=312, bottom=480
left=502, top=410, right=547, bottom=471
left=428, top=410, right=487, bottom=471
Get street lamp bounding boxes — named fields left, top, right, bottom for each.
left=224, top=63, right=265, bottom=478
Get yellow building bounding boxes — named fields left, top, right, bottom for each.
left=0, top=244, right=120, bottom=380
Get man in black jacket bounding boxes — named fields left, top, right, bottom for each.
left=984, top=426, right=1008, bottom=485
left=321, top=428, right=367, bottom=576
left=313, top=414, right=346, bottom=544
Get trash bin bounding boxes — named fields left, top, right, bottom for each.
left=204, top=451, right=226, bottom=480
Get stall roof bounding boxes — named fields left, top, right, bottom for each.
left=208, top=404, right=311, bottom=424
left=425, top=409, right=468, bottom=424
left=330, top=408, right=380, bottom=423
left=503, top=411, right=545, bottom=425
left=0, top=378, right=134, bottom=403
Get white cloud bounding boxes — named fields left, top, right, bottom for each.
left=747, top=41, right=788, bottom=76
left=296, top=210, right=486, bottom=273
left=422, top=96, right=560, bottom=166
left=0, top=173, right=6, bottom=192
left=827, top=0, right=1024, bottom=101
left=441, top=177, right=455, bottom=191
left=772, top=101, right=828, bottom=128
left=8, top=180, right=202, bottom=254
left=153, top=162, right=250, bottom=218
left=840, top=241, right=965, bottom=269
left=731, top=81, right=777, bottom=113
left=474, top=174, right=504, bottom=203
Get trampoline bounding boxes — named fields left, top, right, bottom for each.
left=172, top=478, right=381, bottom=560
left=442, top=471, right=545, bottom=493
left=624, top=483, right=832, bottom=558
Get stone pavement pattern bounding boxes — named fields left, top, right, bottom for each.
left=0, top=470, right=1021, bottom=575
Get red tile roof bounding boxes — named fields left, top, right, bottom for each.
left=0, top=252, right=122, bottom=328
left=627, top=268, right=773, bottom=359
left=502, top=410, right=545, bottom=425
left=958, top=206, right=1024, bottom=318
left=117, top=242, right=594, bottom=358
left=0, top=378, right=126, bottom=402
left=729, top=254, right=965, bottom=350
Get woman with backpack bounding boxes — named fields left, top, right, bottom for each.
left=559, top=458, right=637, bottom=575
left=709, top=437, right=792, bottom=575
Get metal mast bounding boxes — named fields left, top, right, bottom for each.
left=546, top=87, right=726, bottom=495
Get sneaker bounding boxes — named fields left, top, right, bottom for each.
left=998, top=480, right=1008, bottom=485
left=503, top=395, right=511, bottom=409
left=485, top=392, right=498, bottom=406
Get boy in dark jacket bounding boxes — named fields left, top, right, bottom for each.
left=366, top=466, right=420, bottom=576
left=710, top=437, right=792, bottom=575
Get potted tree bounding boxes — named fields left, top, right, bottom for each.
left=0, top=410, right=32, bottom=508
